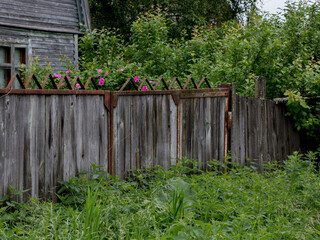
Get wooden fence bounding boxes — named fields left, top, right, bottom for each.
left=231, top=95, right=300, bottom=171
left=0, top=79, right=301, bottom=201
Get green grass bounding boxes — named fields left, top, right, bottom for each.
left=1, top=152, right=320, bottom=239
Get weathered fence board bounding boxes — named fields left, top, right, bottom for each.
left=231, top=95, right=300, bottom=169
left=0, top=94, right=108, bottom=201
left=0, top=85, right=302, bottom=201
left=181, top=97, right=227, bottom=169
left=112, top=95, right=178, bottom=176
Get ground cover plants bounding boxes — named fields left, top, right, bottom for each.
left=1, top=152, right=320, bottom=239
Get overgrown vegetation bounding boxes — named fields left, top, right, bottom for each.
left=21, top=1, right=320, bottom=145
left=89, top=0, right=260, bottom=40
left=1, top=153, right=320, bottom=239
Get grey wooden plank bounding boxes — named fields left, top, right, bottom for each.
left=211, top=97, right=218, bottom=161
left=131, top=96, right=139, bottom=170
left=61, top=96, right=74, bottom=181
left=28, top=96, right=39, bottom=198
left=145, top=96, right=154, bottom=168
left=114, top=96, right=126, bottom=177
left=161, top=95, right=169, bottom=169
left=155, top=96, right=163, bottom=167
left=257, top=98, right=263, bottom=171
left=74, top=95, right=84, bottom=175
left=17, top=96, right=31, bottom=202
left=218, top=97, right=226, bottom=163
left=231, top=94, right=240, bottom=164
left=44, top=96, right=56, bottom=200
left=0, top=0, right=80, bottom=32
left=169, top=95, right=178, bottom=167
left=5, top=96, right=18, bottom=199
left=204, top=97, right=212, bottom=169
left=91, top=96, right=101, bottom=168
left=98, top=95, right=108, bottom=172
left=36, top=95, right=46, bottom=199
left=0, top=96, right=5, bottom=199
left=192, top=98, right=199, bottom=163
left=124, top=96, right=132, bottom=174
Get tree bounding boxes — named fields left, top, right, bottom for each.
left=89, top=0, right=260, bottom=39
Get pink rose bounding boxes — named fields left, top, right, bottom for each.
left=134, top=76, right=139, bottom=82
left=76, top=83, right=81, bottom=88
left=53, top=74, right=61, bottom=78
left=66, top=70, right=73, bottom=74
left=105, top=72, right=109, bottom=75
left=97, top=69, right=102, bottom=73
left=142, top=86, right=148, bottom=91
left=66, top=76, right=71, bottom=80
left=99, top=78, right=105, bottom=86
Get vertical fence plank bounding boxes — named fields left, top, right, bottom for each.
left=99, top=95, right=109, bottom=171
left=218, top=97, right=226, bottom=162
left=169, top=95, right=178, bottom=167
left=0, top=96, right=5, bottom=199
left=204, top=98, right=212, bottom=168
left=145, top=95, right=154, bottom=168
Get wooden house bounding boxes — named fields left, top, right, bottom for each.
left=0, top=0, right=91, bottom=88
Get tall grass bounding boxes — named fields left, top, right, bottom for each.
left=1, top=152, right=320, bottom=239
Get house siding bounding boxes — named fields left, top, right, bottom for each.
left=0, top=26, right=77, bottom=71
left=0, top=0, right=80, bottom=33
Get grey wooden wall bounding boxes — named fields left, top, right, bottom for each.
left=231, top=95, right=300, bottom=170
left=0, top=26, right=77, bottom=71
left=0, top=94, right=108, bottom=202
left=0, top=0, right=80, bottom=33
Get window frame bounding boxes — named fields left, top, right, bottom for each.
left=0, top=43, right=28, bottom=88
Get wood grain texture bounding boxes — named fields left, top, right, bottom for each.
left=0, top=92, right=301, bottom=201
left=112, top=95, right=178, bottom=177
left=0, top=94, right=108, bottom=201
left=181, top=97, right=227, bottom=168
left=231, top=95, right=300, bottom=170
left=0, top=26, right=77, bottom=71
left=0, top=0, right=86, bottom=33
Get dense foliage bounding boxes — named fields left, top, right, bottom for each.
left=78, top=1, right=320, bottom=96
left=21, top=1, right=320, bottom=147
left=89, top=0, right=260, bottom=39
left=1, top=153, right=320, bottom=239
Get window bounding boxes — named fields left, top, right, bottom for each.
left=0, top=44, right=27, bottom=88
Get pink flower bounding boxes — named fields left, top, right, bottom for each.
left=66, top=70, right=73, bottom=74
left=66, top=76, right=71, bottom=80
left=53, top=74, right=61, bottom=78
left=150, top=81, right=155, bottom=83
left=142, top=86, right=148, bottom=91
left=105, top=72, right=109, bottom=75
left=78, top=75, right=82, bottom=78
left=134, top=76, right=139, bottom=82
left=120, top=69, right=124, bottom=71
left=99, top=78, right=105, bottom=86
left=76, top=83, right=81, bottom=88
left=97, top=69, right=102, bottom=73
